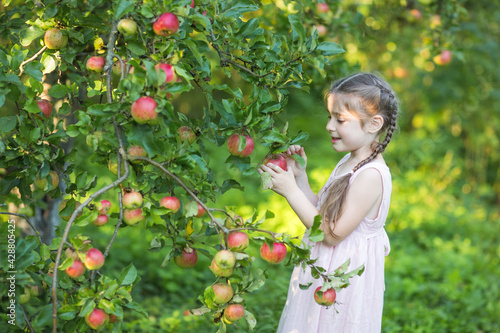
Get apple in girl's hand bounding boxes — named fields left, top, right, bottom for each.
left=174, top=248, right=198, bottom=268
left=65, top=259, right=85, bottom=278
left=209, top=259, right=233, bottom=277
left=86, top=56, right=105, bottom=73
left=97, top=200, right=112, bottom=215
left=93, top=214, right=108, bottom=226
left=260, top=242, right=287, bottom=264
left=37, top=99, right=53, bottom=117
left=264, top=155, right=288, bottom=171
left=227, top=232, right=249, bottom=252
left=84, top=248, right=105, bottom=270
left=160, top=196, right=181, bottom=213
left=85, top=308, right=109, bottom=330
left=227, top=133, right=254, bottom=157
left=153, top=12, right=180, bottom=36
left=212, top=283, right=234, bottom=304
left=314, top=286, right=336, bottom=306
left=123, top=191, right=143, bottom=209
left=123, top=208, right=144, bottom=225
left=223, top=304, right=245, bottom=323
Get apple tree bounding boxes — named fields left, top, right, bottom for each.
left=0, top=0, right=364, bottom=331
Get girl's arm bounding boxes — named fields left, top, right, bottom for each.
left=260, top=164, right=383, bottom=247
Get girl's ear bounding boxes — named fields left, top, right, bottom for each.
left=367, top=115, right=384, bottom=133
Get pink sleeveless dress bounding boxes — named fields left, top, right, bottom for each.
left=276, top=153, right=392, bottom=333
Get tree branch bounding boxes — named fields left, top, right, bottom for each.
left=0, top=212, right=43, bottom=244
left=19, top=46, right=47, bottom=75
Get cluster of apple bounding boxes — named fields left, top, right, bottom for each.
left=65, top=247, right=105, bottom=279
left=122, top=191, right=145, bottom=225
left=93, top=199, right=112, bottom=226
left=171, top=214, right=288, bottom=324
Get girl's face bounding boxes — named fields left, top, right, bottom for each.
left=325, top=94, right=377, bottom=154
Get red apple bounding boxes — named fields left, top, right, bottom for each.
left=93, top=214, right=108, bottom=227
left=123, top=208, right=144, bottom=225
left=260, top=242, right=287, bottom=264
left=37, top=99, right=53, bottom=117
left=177, top=126, right=196, bottom=144
left=212, top=283, right=234, bottom=304
left=410, top=9, right=422, bottom=20
left=84, top=248, right=105, bottom=270
left=214, top=250, right=236, bottom=270
left=127, top=145, right=147, bottom=158
left=117, top=18, right=137, bottom=36
left=227, top=133, right=254, bottom=157
left=316, top=3, right=329, bottom=13
left=174, top=247, right=198, bottom=268
left=86, top=56, right=105, bottom=73
left=131, top=96, right=158, bottom=125
left=227, top=232, right=249, bottom=252
left=315, top=24, right=327, bottom=37
left=209, top=259, right=233, bottom=277
left=44, top=28, right=68, bottom=50
left=85, top=308, right=109, bottom=330
left=314, top=286, right=336, bottom=306
left=264, top=154, right=288, bottom=171
left=65, top=259, right=85, bottom=278
left=153, top=12, right=180, bottom=36
left=155, top=63, right=177, bottom=83
left=160, top=196, right=181, bottom=213
left=433, top=50, right=452, bottom=66
left=223, top=304, right=245, bottom=323
left=123, top=191, right=143, bottom=209
left=97, top=200, right=112, bottom=215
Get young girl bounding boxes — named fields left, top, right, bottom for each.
left=260, top=72, right=399, bottom=333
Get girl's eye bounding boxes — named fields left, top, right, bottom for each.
left=337, top=118, right=345, bottom=123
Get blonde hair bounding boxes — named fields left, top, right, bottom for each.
left=320, top=72, right=399, bottom=237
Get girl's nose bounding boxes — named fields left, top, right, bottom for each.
left=326, top=118, right=335, bottom=132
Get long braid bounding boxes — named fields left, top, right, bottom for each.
left=320, top=73, right=399, bottom=239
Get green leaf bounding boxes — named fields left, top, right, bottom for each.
left=185, top=201, right=199, bottom=218
left=48, top=85, right=70, bottom=99
left=289, top=154, right=306, bottom=169
left=0, top=116, right=17, bottom=133
left=288, top=15, right=306, bottom=43
left=308, top=215, right=324, bottom=242
left=185, top=39, right=204, bottom=66
left=119, top=263, right=138, bottom=285
left=260, top=172, right=273, bottom=190
left=126, top=41, right=146, bottom=56
left=316, top=42, right=345, bottom=56
left=58, top=304, right=78, bottom=320
left=124, top=302, right=148, bottom=318
left=299, top=282, right=313, bottom=290
left=114, top=0, right=136, bottom=19
left=221, top=0, right=259, bottom=18
left=244, top=310, right=257, bottom=330
left=20, top=26, right=45, bottom=47
left=41, top=53, right=58, bottom=74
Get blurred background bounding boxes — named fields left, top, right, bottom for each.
left=7, top=0, right=499, bottom=332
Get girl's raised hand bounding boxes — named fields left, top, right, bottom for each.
left=285, top=145, right=307, bottom=178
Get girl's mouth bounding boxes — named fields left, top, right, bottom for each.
left=331, top=137, right=340, bottom=143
